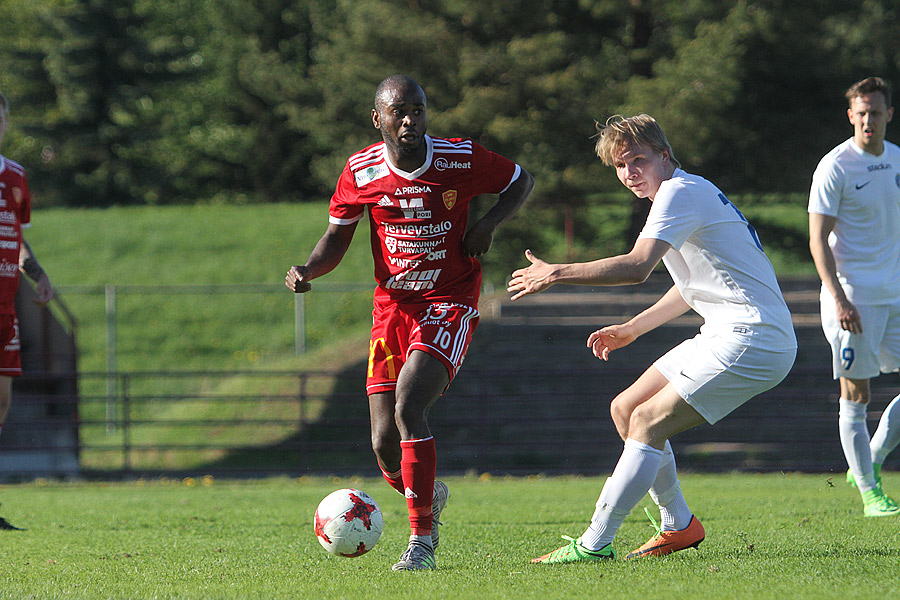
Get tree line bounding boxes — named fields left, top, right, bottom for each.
left=1, top=0, right=898, bottom=208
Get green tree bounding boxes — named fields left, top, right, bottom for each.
left=35, top=0, right=199, bottom=205
left=156, top=0, right=333, bottom=203
left=0, top=0, right=61, bottom=204
left=6, top=0, right=900, bottom=210
left=614, top=1, right=900, bottom=193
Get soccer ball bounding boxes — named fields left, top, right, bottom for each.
left=314, top=488, right=383, bottom=557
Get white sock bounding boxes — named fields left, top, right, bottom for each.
left=578, top=439, right=663, bottom=551
left=839, top=399, right=876, bottom=492
left=648, top=440, right=692, bottom=531
left=871, top=393, right=900, bottom=466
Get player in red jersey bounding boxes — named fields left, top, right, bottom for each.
left=286, top=75, right=533, bottom=570
left=0, top=91, right=55, bottom=530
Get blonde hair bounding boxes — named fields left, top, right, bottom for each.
left=845, top=76, right=892, bottom=108
left=595, top=114, right=680, bottom=168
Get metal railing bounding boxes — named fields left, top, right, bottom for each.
left=3, top=369, right=372, bottom=477
left=1, top=363, right=885, bottom=479
left=56, top=281, right=374, bottom=358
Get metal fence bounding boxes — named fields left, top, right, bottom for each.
left=3, top=368, right=374, bottom=478
left=4, top=363, right=893, bottom=480
left=57, top=281, right=375, bottom=358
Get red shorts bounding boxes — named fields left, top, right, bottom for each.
left=366, top=300, right=480, bottom=395
left=0, top=314, right=22, bottom=377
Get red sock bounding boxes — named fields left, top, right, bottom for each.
left=379, top=464, right=404, bottom=495
left=400, top=437, right=436, bottom=536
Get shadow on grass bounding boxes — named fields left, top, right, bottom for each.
left=196, top=357, right=378, bottom=476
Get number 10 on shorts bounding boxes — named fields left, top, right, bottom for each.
left=432, top=327, right=452, bottom=350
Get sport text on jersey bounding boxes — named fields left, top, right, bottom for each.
left=384, top=269, right=442, bottom=291
left=395, top=186, right=432, bottom=195
left=0, top=261, right=18, bottom=278
left=434, top=157, right=471, bottom=171
left=383, top=221, right=452, bottom=237
left=353, top=163, right=390, bottom=187
left=385, top=236, right=445, bottom=254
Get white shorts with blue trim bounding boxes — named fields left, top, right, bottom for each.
left=820, top=290, right=900, bottom=380
left=654, top=325, right=796, bottom=424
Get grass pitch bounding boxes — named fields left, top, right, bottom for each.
left=1, top=472, right=898, bottom=600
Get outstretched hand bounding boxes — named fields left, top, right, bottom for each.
left=586, top=324, right=637, bottom=361
left=507, top=249, right=556, bottom=301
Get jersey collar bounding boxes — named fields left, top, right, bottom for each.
left=848, top=136, right=885, bottom=159
left=383, top=135, right=433, bottom=181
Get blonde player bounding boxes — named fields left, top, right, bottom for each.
left=509, top=114, right=796, bottom=563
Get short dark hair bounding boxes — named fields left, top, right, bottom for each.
left=0, top=91, right=8, bottom=117
left=846, top=77, right=892, bottom=108
left=374, top=75, right=425, bottom=112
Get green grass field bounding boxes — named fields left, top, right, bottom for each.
left=25, top=203, right=378, bottom=374
left=1, top=473, right=898, bottom=600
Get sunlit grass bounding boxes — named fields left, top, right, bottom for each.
left=0, top=472, right=896, bottom=600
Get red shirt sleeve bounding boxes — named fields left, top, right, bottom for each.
left=469, top=142, right=520, bottom=196
left=328, top=163, right=365, bottom=225
left=17, top=171, right=31, bottom=229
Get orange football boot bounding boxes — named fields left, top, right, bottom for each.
left=625, top=511, right=705, bottom=559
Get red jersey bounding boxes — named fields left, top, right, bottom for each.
left=329, top=135, right=519, bottom=305
left=0, top=156, right=30, bottom=315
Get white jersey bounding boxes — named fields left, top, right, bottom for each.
left=639, top=169, right=796, bottom=350
left=808, top=138, right=900, bottom=304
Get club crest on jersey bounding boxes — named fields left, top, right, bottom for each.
left=354, top=163, right=390, bottom=187
left=11, top=187, right=23, bottom=205
left=442, top=190, right=457, bottom=210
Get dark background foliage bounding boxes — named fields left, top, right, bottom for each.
left=1, top=0, right=898, bottom=208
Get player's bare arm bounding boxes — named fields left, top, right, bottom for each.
left=462, top=169, right=534, bottom=257
left=507, top=237, right=671, bottom=301
left=285, top=222, right=358, bottom=293
left=19, top=238, right=54, bottom=304
left=587, top=286, right=690, bottom=361
left=809, top=212, right=862, bottom=333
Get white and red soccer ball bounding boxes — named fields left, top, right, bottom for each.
left=314, top=489, right=383, bottom=557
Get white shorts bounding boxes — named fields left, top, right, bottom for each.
left=654, top=326, right=796, bottom=424
left=820, top=290, right=900, bottom=380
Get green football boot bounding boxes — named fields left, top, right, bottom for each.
left=531, top=536, right=615, bottom=564
left=862, top=488, right=900, bottom=518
